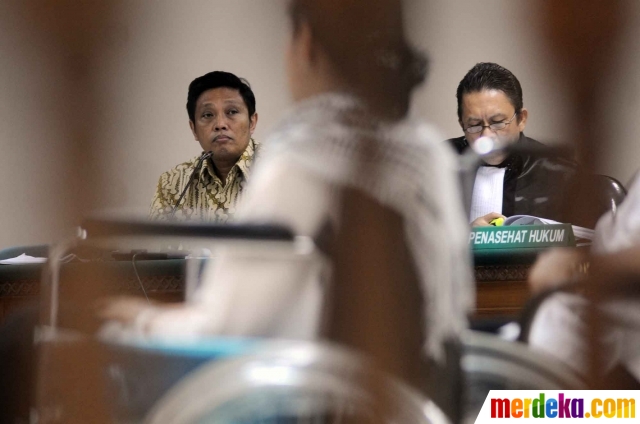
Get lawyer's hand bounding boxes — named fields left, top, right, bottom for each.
left=471, top=212, right=506, bottom=227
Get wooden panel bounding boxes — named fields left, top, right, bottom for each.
left=0, top=263, right=185, bottom=325
left=0, top=261, right=533, bottom=321
left=474, top=265, right=532, bottom=319
left=475, top=280, right=530, bottom=318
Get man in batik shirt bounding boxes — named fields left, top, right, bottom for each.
left=150, top=71, right=260, bottom=222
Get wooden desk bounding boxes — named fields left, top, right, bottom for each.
left=0, top=260, right=185, bottom=321
left=475, top=265, right=530, bottom=318
left=473, top=248, right=539, bottom=319
left=0, top=254, right=535, bottom=322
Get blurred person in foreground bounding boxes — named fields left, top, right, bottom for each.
left=527, top=174, right=640, bottom=384
left=149, top=71, right=260, bottom=222
left=446, top=63, right=578, bottom=227
left=101, top=0, right=473, bottom=363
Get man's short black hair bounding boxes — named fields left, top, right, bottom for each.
left=187, top=71, right=256, bottom=122
left=456, top=62, right=523, bottom=120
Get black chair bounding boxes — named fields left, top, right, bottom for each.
left=593, top=174, right=627, bottom=215
left=570, top=174, right=626, bottom=229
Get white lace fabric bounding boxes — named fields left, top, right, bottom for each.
left=257, top=93, right=474, bottom=359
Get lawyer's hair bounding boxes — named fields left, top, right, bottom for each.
left=456, top=62, right=523, bottom=120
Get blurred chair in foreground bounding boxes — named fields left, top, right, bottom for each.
left=34, top=220, right=303, bottom=423
left=461, top=330, right=585, bottom=416
left=144, top=341, right=450, bottom=424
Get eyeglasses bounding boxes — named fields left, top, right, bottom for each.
left=463, top=112, right=518, bottom=134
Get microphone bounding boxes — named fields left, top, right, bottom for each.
left=170, top=151, right=213, bottom=219
left=472, top=136, right=573, bottom=160
left=471, top=136, right=502, bottom=157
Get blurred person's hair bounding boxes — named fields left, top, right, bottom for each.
left=288, top=0, right=428, bottom=119
left=456, top=62, right=524, bottom=120
left=187, top=71, right=256, bottom=123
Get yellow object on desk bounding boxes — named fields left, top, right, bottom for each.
left=489, top=217, right=504, bottom=226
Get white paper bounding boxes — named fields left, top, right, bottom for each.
left=0, top=253, right=47, bottom=265
left=470, top=167, right=505, bottom=222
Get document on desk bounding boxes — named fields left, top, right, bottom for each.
left=0, top=253, right=47, bottom=265
left=504, top=215, right=594, bottom=244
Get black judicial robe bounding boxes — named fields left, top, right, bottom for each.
left=446, top=133, right=579, bottom=222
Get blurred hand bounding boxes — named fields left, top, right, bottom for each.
left=471, top=212, right=506, bottom=227
left=95, top=296, right=155, bottom=326
left=528, top=248, right=587, bottom=294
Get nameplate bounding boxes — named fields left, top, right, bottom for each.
left=470, top=224, right=575, bottom=250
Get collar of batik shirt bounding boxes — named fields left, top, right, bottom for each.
left=199, top=138, right=259, bottom=182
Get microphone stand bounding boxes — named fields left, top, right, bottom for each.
left=170, top=151, right=213, bottom=219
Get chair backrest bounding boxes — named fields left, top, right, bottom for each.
left=571, top=174, right=627, bottom=229
left=590, top=174, right=627, bottom=216
left=142, top=335, right=584, bottom=423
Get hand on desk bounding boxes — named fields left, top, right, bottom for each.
left=96, top=296, right=187, bottom=335
left=96, top=296, right=154, bottom=326
left=471, top=212, right=506, bottom=227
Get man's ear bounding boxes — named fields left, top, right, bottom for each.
left=189, top=120, right=197, bottom=141
left=249, top=113, right=258, bottom=135
left=517, top=108, right=528, bottom=132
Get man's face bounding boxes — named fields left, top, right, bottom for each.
left=189, top=87, right=257, bottom=163
left=459, top=89, right=527, bottom=165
